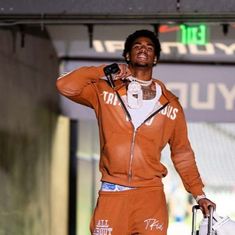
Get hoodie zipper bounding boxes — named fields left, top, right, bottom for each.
left=114, top=89, right=169, bottom=182
left=128, top=127, right=137, bottom=182
left=143, top=102, right=169, bottom=124
left=127, top=103, right=169, bottom=182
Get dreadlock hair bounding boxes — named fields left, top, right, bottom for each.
left=122, top=29, right=161, bottom=64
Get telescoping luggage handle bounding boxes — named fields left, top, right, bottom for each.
left=192, top=205, right=214, bottom=235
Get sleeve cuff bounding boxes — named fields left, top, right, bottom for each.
left=194, top=194, right=207, bottom=203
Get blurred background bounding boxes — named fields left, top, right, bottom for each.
left=0, top=1, right=235, bottom=235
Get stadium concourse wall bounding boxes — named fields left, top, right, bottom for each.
left=0, top=27, right=69, bottom=235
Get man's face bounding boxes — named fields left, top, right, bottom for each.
left=128, top=36, right=156, bottom=67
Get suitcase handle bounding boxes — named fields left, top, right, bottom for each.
left=208, top=205, right=214, bottom=235
left=192, top=205, right=200, bottom=235
left=192, top=205, right=214, bottom=235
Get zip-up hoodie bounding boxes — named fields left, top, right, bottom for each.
left=56, top=65, right=205, bottom=197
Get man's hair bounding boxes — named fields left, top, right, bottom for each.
left=122, top=29, right=161, bottom=64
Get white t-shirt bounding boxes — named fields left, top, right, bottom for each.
left=123, top=83, right=162, bottom=129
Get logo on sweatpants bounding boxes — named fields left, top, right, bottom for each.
left=144, top=218, right=164, bottom=231
left=93, top=220, right=113, bottom=235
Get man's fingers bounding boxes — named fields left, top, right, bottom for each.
left=203, top=205, right=210, bottom=217
left=114, top=64, right=131, bottom=80
left=198, top=198, right=216, bottom=217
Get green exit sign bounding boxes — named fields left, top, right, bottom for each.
left=179, top=24, right=208, bottom=45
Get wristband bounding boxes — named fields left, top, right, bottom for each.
left=195, top=194, right=207, bottom=203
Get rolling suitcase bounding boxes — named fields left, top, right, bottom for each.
left=191, top=205, right=214, bottom=235
left=192, top=204, right=235, bottom=235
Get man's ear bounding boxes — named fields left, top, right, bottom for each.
left=153, top=57, right=157, bottom=65
left=126, top=53, right=130, bottom=62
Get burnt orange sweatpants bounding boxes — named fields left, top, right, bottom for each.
left=90, top=186, right=168, bottom=235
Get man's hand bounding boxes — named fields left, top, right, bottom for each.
left=198, top=198, right=216, bottom=217
left=113, top=64, right=132, bottom=80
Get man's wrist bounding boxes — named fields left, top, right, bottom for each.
left=195, top=194, right=207, bottom=203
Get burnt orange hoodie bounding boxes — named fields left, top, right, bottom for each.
left=56, top=65, right=205, bottom=197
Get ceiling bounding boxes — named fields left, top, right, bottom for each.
left=1, top=0, right=235, bottom=25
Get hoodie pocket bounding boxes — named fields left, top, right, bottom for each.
left=101, top=132, right=132, bottom=174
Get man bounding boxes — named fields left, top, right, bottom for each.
left=57, top=29, right=215, bottom=235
